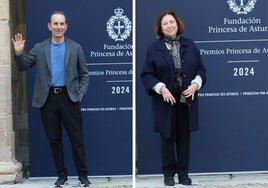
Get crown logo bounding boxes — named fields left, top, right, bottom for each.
left=114, top=7, right=124, bottom=16
left=227, top=0, right=257, bottom=14
left=107, top=7, right=132, bottom=41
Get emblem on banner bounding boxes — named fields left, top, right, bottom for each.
left=227, top=0, right=257, bottom=14
left=106, top=7, right=132, bottom=41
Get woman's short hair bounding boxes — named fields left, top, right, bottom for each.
left=155, top=10, right=185, bottom=39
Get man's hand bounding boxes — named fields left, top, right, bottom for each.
left=11, top=33, right=25, bottom=55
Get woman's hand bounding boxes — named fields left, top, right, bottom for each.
left=183, top=82, right=199, bottom=100
left=160, top=86, right=176, bottom=105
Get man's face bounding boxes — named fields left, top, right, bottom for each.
left=48, top=14, right=68, bottom=40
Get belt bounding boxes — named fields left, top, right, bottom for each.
left=50, top=86, right=66, bottom=94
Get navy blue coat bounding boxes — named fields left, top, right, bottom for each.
left=141, top=36, right=206, bottom=138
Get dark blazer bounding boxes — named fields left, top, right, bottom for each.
left=141, top=36, right=206, bottom=138
left=14, top=37, right=89, bottom=108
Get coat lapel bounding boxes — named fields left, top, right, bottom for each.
left=156, top=39, right=173, bottom=67
left=65, top=38, right=71, bottom=67
left=180, top=38, right=188, bottom=61
left=44, top=39, right=51, bottom=72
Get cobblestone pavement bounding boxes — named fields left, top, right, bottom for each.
left=1, top=173, right=268, bottom=187
left=0, top=176, right=132, bottom=188
left=136, top=173, right=268, bottom=188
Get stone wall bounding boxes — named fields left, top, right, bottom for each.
left=9, top=0, right=29, bottom=179
left=0, top=0, right=24, bottom=183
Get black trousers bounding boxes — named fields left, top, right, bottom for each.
left=40, top=89, right=88, bottom=177
left=160, top=101, right=190, bottom=178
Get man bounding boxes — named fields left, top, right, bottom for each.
left=11, top=11, right=90, bottom=187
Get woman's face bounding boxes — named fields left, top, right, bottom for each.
left=161, top=14, right=178, bottom=39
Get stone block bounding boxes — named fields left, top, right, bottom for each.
left=0, top=65, right=12, bottom=114
left=0, top=161, right=22, bottom=184
left=0, top=20, right=11, bottom=65
left=0, top=113, right=14, bottom=161
left=0, top=0, right=9, bottom=19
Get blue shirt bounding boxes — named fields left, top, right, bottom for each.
left=50, top=42, right=66, bottom=86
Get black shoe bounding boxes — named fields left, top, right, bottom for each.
left=179, top=176, right=192, bottom=185
left=78, top=175, right=91, bottom=187
left=54, top=176, right=68, bottom=187
left=164, top=176, right=175, bottom=186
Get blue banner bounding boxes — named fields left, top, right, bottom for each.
left=26, top=0, right=132, bottom=176
left=137, top=0, right=268, bottom=174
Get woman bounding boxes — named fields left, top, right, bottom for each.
left=141, top=10, right=206, bottom=186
